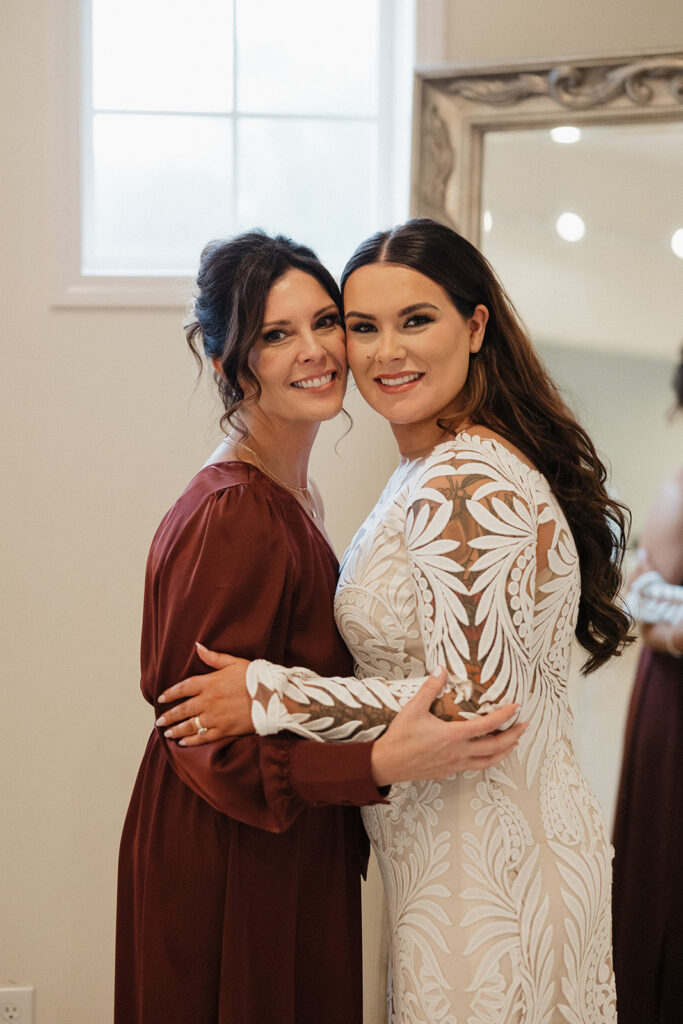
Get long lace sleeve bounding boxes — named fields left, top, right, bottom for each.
left=405, top=441, right=541, bottom=719
left=245, top=661, right=429, bottom=742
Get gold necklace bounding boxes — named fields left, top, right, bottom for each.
left=230, top=439, right=318, bottom=519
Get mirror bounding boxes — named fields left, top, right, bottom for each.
left=411, top=48, right=683, bottom=828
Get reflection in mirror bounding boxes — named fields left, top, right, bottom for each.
left=480, top=122, right=683, bottom=360
left=480, top=121, right=683, bottom=539
left=480, top=122, right=683, bottom=831
left=478, top=123, right=683, bottom=830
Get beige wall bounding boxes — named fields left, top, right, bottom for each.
left=1, top=2, right=681, bottom=1022
left=439, top=0, right=683, bottom=62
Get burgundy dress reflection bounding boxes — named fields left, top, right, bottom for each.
left=114, top=463, right=386, bottom=1024
left=612, top=642, right=683, bottom=1023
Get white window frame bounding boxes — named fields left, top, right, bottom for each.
left=49, top=0, right=416, bottom=308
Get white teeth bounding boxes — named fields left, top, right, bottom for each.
left=378, top=373, right=422, bottom=386
left=292, top=372, right=334, bottom=389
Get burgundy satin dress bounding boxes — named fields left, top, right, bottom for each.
left=115, top=463, right=386, bottom=1024
left=613, top=642, right=683, bottom=1023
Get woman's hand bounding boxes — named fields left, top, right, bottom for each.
left=371, top=669, right=527, bottom=787
left=155, top=643, right=252, bottom=746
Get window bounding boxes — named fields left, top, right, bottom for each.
left=52, top=0, right=415, bottom=306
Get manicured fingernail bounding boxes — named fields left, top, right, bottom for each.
left=156, top=716, right=166, bottom=727
left=178, top=739, right=186, bottom=746
left=158, top=695, right=166, bottom=704
left=196, top=641, right=208, bottom=652
left=432, top=665, right=445, bottom=675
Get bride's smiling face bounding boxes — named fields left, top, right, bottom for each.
left=344, top=262, right=488, bottom=440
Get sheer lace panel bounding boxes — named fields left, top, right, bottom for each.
left=405, top=452, right=537, bottom=719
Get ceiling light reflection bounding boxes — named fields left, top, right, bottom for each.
left=556, top=212, right=586, bottom=242
left=550, top=126, right=582, bottom=144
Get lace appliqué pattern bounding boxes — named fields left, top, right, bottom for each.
left=248, top=434, right=616, bottom=1023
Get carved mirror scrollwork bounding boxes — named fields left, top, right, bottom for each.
left=412, top=49, right=683, bottom=243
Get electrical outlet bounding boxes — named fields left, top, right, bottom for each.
left=0, top=987, right=33, bottom=1024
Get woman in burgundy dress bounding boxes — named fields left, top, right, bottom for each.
left=114, top=232, right=525, bottom=1024
left=612, top=351, right=683, bottom=1024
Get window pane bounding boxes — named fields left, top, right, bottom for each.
left=236, top=119, right=378, bottom=276
left=236, top=0, right=379, bottom=116
left=92, top=0, right=233, bottom=113
left=84, top=114, right=233, bottom=273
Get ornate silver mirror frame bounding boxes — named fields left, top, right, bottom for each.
left=411, top=48, right=683, bottom=244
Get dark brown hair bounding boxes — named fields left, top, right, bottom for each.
left=186, top=231, right=343, bottom=431
left=341, top=218, right=633, bottom=673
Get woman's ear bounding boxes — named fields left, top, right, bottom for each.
left=468, top=304, right=489, bottom=354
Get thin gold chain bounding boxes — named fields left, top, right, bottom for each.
left=229, top=438, right=318, bottom=519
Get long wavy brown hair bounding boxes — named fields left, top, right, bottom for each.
left=341, top=218, right=633, bottom=673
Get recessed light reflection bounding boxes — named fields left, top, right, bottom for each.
left=482, top=210, right=493, bottom=233
left=550, top=126, right=582, bottom=144
left=671, top=229, right=683, bottom=259
left=556, top=212, right=585, bottom=242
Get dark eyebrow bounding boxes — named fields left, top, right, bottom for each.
left=262, top=304, right=338, bottom=329
left=313, top=303, right=339, bottom=319
left=345, top=302, right=439, bottom=320
left=398, top=302, right=439, bottom=316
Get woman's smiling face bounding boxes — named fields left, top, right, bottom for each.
left=344, top=262, right=488, bottom=450
left=243, top=268, right=347, bottom=427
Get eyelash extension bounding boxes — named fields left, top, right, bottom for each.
left=404, top=313, right=434, bottom=327
left=348, top=314, right=434, bottom=334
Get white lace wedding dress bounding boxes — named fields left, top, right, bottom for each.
left=246, top=434, right=616, bottom=1023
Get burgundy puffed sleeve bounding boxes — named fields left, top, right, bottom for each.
left=140, top=464, right=385, bottom=832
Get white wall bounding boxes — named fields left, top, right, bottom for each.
left=2, top=2, right=682, bottom=1022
